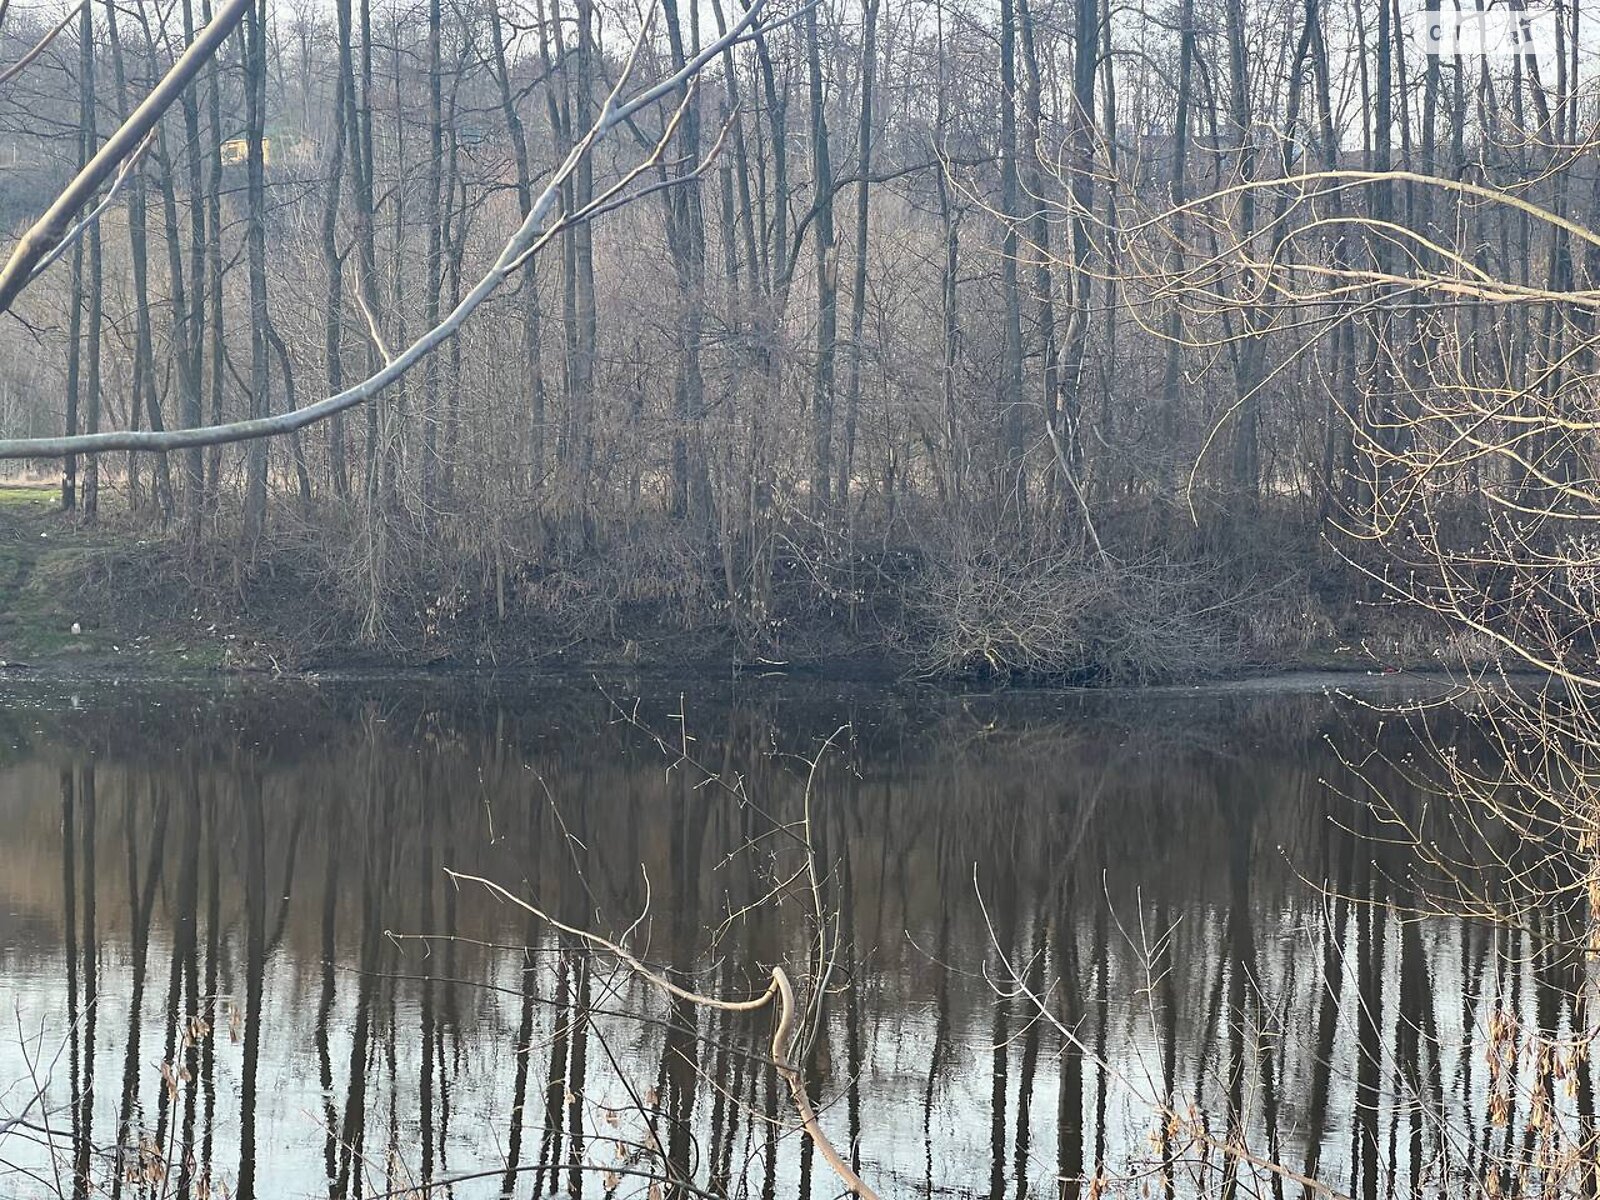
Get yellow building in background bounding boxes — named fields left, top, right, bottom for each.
left=220, top=138, right=271, bottom=166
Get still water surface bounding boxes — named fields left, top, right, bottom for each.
left=0, top=676, right=1559, bottom=1197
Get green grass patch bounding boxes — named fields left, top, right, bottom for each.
left=0, top=484, right=58, bottom=509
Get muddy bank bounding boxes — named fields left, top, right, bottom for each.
left=0, top=487, right=1487, bottom=686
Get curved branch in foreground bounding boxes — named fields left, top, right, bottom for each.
left=0, top=0, right=770, bottom=460
left=445, top=869, right=880, bottom=1200
left=0, top=0, right=252, bottom=314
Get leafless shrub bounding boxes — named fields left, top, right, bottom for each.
left=511, top=518, right=718, bottom=642
left=903, top=533, right=1231, bottom=684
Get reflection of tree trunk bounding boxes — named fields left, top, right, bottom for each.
left=1355, top=847, right=1386, bottom=1200
left=925, top=884, right=952, bottom=1196
left=1157, top=901, right=1178, bottom=1200
left=1302, top=822, right=1353, bottom=1198
left=335, top=837, right=385, bottom=1199
left=419, top=792, right=438, bottom=1187
left=61, top=772, right=84, bottom=1196
left=1014, top=910, right=1047, bottom=1198
left=761, top=1058, right=780, bottom=1200
left=1057, top=892, right=1083, bottom=1200
left=1494, top=942, right=1522, bottom=1196
left=662, top=768, right=709, bottom=1196
left=534, top=950, right=570, bottom=1195
left=566, top=955, right=590, bottom=1196
left=1091, top=889, right=1109, bottom=1178
left=79, top=771, right=98, bottom=1195
left=201, top=780, right=221, bottom=1183
left=663, top=990, right=700, bottom=1193
left=237, top=775, right=267, bottom=1200
left=989, top=897, right=1016, bottom=1199
left=1396, top=880, right=1437, bottom=1195
left=1221, top=816, right=1253, bottom=1200
left=1567, top=918, right=1596, bottom=1194
left=176, top=775, right=204, bottom=1198
left=112, top=785, right=170, bottom=1199
left=502, top=915, right=539, bottom=1196
left=1523, top=918, right=1562, bottom=1183
left=317, top=798, right=342, bottom=1191
left=707, top=970, right=733, bottom=1189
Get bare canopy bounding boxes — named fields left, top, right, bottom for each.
left=0, top=0, right=770, bottom=461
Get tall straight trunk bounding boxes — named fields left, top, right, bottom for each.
left=79, top=0, right=102, bottom=518
left=837, top=0, right=879, bottom=507
left=746, top=1, right=788, bottom=622
left=935, top=2, right=962, bottom=513
left=573, top=0, right=597, bottom=512
left=1157, top=0, right=1195, bottom=495
left=353, top=0, right=380, bottom=494
left=709, top=0, right=777, bottom=636
left=998, top=0, right=1026, bottom=525
left=1361, top=0, right=1398, bottom=520
left=1224, top=0, right=1262, bottom=497
left=1306, top=0, right=1357, bottom=515
left=106, top=3, right=173, bottom=519
left=383, top=32, right=410, bottom=512
left=265, top=323, right=313, bottom=509
left=1095, top=0, right=1119, bottom=485
left=63, top=238, right=81, bottom=512
left=488, top=0, right=550, bottom=489
left=203, top=0, right=225, bottom=516
left=536, top=0, right=584, bottom=501
left=146, top=114, right=199, bottom=536
left=421, top=0, right=444, bottom=511
left=441, top=125, right=466, bottom=495
left=241, top=0, right=270, bottom=546
left=321, top=8, right=350, bottom=500
left=806, top=0, right=838, bottom=515
left=1017, top=0, right=1060, bottom=509
left=1055, top=0, right=1097, bottom=520
left=662, top=0, right=712, bottom=531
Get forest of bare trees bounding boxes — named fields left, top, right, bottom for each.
left=0, top=0, right=1596, bottom=678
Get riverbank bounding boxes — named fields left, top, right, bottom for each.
left=0, top=482, right=1491, bottom=684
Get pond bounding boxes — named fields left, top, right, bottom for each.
left=0, top=674, right=1569, bottom=1198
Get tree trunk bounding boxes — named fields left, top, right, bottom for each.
left=79, top=0, right=102, bottom=519
left=106, top=1, right=173, bottom=520
left=241, top=0, right=271, bottom=547
left=806, top=0, right=838, bottom=516
left=489, top=0, right=550, bottom=492
left=837, top=0, right=879, bottom=509
left=997, top=0, right=1026, bottom=526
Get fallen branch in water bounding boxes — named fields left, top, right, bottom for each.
left=445, top=869, right=880, bottom=1200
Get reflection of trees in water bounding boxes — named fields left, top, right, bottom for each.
left=0, top=684, right=1578, bottom=1196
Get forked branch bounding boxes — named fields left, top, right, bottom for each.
left=446, top=869, right=880, bottom=1199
